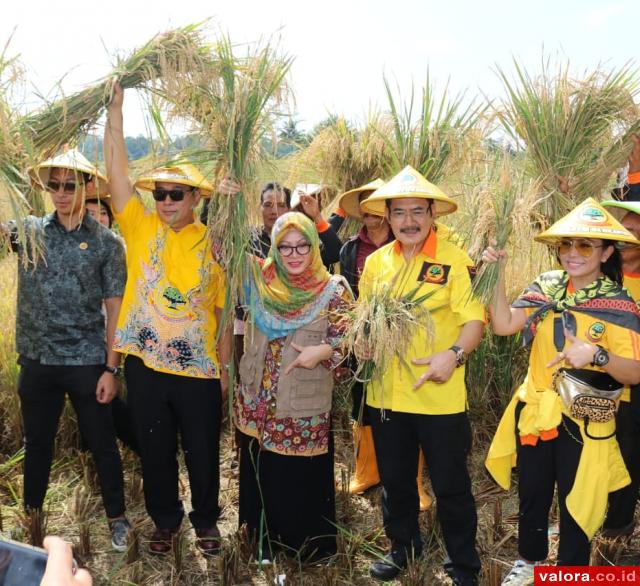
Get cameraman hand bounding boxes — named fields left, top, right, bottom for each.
left=41, top=536, right=92, bottom=586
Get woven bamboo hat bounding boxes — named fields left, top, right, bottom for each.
left=338, top=179, right=385, bottom=219
left=32, top=149, right=108, bottom=196
left=135, top=163, right=214, bottom=197
left=535, top=198, right=640, bottom=245
left=360, top=165, right=457, bottom=217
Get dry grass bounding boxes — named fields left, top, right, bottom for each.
left=0, top=255, right=639, bottom=585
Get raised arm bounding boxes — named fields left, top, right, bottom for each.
left=481, top=246, right=528, bottom=336
left=104, top=83, right=134, bottom=214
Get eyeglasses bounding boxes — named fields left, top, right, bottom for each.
left=277, top=243, right=311, bottom=257
left=152, top=188, right=194, bottom=202
left=46, top=180, right=79, bottom=194
left=389, top=207, right=433, bottom=221
left=556, top=239, right=603, bottom=258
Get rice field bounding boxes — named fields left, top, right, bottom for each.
left=0, top=162, right=638, bottom=584
left=1, top=26, right=640, bottom=585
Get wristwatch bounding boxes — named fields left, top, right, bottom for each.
left=449, top=345, right=468, bottom=367
left=591, top=345, right=610, bottom=368
left=104, top=365, right=122, bottom=377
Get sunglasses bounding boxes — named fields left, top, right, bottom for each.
left=556, top=239, right=603, bottom=258
left=46, top=180, right=79, bottom=194
left=277, top=243, right=311, bottom=257
left=152, top=187, right=194, bottom=202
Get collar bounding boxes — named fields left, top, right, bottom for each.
left=392, top=227, right=437, bottom=258
left=44, top=211, right=93, bottom=233
left=624, top=271, right=640, bottom=279
left=165, top=216, right=204, bottom=235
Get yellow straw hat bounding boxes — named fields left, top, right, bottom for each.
left=135, top=163, right=214, bottom=197
left=338, top=179, right=385, bottom=219
left=360, top=165, right=457, bottom=217
left=535, top=197, right=640, bottom=245
left=31, top=149, right=108, bottom=197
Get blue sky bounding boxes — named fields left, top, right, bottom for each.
left=2, top=0, right=636, bottom=136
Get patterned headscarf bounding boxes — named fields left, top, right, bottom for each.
left=246, top=212, right=339, bottom=339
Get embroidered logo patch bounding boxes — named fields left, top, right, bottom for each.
left=418, top=262, right=450, bottom=284
left=580, top=207, right=606, bottom=225
left=586, top=321, right=605, bottom=343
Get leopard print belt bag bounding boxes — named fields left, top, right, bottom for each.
left=552, top=368, right=623, bottom=439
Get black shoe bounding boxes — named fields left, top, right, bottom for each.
left=443, top=559, right=479, bottom=586
left=451, top=575, right=479, bottom=586
left=369, top=550, right=408, bottom=582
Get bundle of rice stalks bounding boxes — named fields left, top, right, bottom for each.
left=20, top=23, right=213, bottom=160
left=0, top=45, right=44, bottom=258
left=342, top=269, right=439, bottom=387
left=381, top=73, right=486, bottom=183
left=289, top=113, right=390, bottom=193
left=165, top=35, right=292, bottom=313
left=496, top=57, right=639, bottom=221
left=465, top=158, right=533, bottom=306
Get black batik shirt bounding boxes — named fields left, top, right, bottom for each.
left=8, top=212, right=126, bottom=365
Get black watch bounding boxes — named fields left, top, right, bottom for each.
left=449, top=345, right=468, bottom=367
left=104, top=365, right=122, bottom=377
left=591, top=345, right=610, bottom=368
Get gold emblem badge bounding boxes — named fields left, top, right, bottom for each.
left=79, top=242, right=88, bottom=250
left=417, top=262, right=451, bottom=285
left=586, top=322, right=605, bottom=343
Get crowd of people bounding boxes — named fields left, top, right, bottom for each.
left=2, top=84, right=640, bottom=586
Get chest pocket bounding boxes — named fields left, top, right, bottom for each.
left=277, top=318, right=333, bottom=418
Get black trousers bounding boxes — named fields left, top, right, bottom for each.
left=18, top=359, right=125, bottom=518
left=125, top=356, right=222, bottom=530
left=603, top=401, right=640, bottom=531
left=515, top=403, right=590, bottom=565
left=238, top=432, right=337, bottom=561
left=368, top=407, right=480, bottom=580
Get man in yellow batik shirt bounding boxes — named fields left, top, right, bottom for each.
left=356, top=166, right=485, bottom=585
left=105, top=83, right=230, bottom=556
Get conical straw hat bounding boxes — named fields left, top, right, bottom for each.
left=601, top=199, right=640, bottom=219
left=360, top=165, right=457, bottom=217
left=135, top=163, right=214, bottom=197
left=32, top=149, right=108, bottom=197
left=338, top=179, right=385, bottom=219
left=535, top=197, right=640, bottom=245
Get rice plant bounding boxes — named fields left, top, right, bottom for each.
left=164, top=35, right=292, bottom=310
left=288, top=112, right=390, bottom=192
left=21, top=23, right=213, bottom=160
left=381, top=72, right=487, bottom=182
left=496, top=56, right=639, bottom=221
left=342, top=267, right=440, bottom=388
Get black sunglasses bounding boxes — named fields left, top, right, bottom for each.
left=46, top=180, right=79, bottom=194
left=152, top=187, right=194, bottom=202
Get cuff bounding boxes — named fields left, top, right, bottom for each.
left=316, top=218, right=330, bottom=233
left=628, top=171, right=640, bottom=185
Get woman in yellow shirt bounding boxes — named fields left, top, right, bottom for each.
left=483, top=199, right=640, bottom=585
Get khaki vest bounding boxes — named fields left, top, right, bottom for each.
left=239, top=316, right=333, bottom=419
